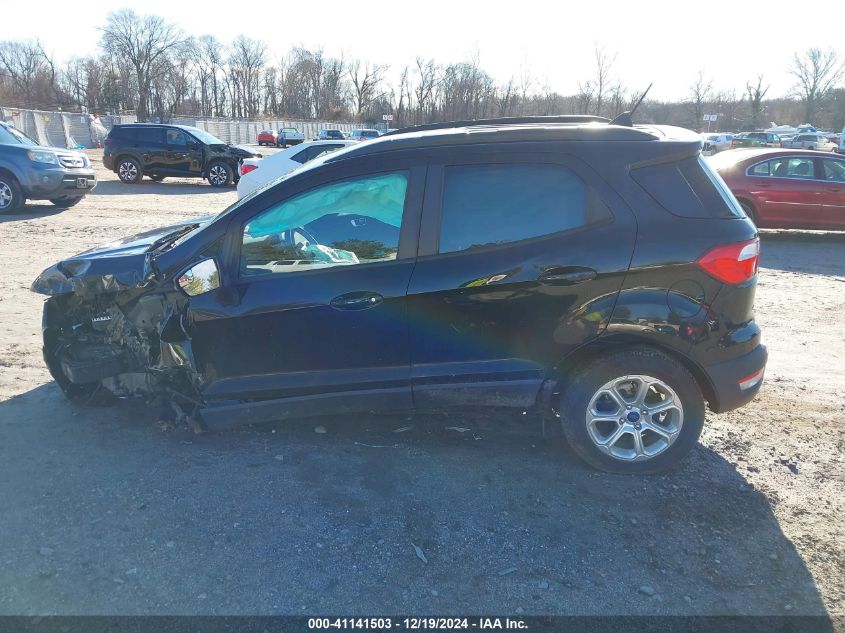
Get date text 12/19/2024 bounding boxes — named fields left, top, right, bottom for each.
left=308, top=618, right=529, bottom=630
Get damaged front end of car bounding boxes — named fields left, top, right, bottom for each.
left=31, top=221, right=212, bottom=419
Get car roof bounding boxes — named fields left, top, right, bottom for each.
left=708, top=147, right=840, bottom=168
left=335, top=117, right=702, bottom=159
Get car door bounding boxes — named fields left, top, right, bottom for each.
left=405, top=149, right=636, bottom=409
left=751, top=156, right=822, bottom=228
left=165, top=128, right=202, bottom=175
left=819, top=157, right=845, bottom=228
left=185, top=156, right=425, bottom=426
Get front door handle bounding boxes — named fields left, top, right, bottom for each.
left=538, top=266, right=598, bottom=285
left=330, top=291, right=384, bottom=310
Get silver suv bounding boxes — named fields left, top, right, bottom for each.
left=782, top=133, right=837, bottom=152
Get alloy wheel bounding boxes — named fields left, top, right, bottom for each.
left=585, top=374, right=684, bottom=462
left=119, top=161, right=138, bottom=182
left=0, top=181, right=11, bottom=209
left=209, top=165, right=228, bottom=185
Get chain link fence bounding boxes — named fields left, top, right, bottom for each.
left=1, top=107, right=371, bottom=149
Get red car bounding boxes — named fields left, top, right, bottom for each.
left=257, top=129, right=278, bottom=146
left=710, top=148, right=845, bottom=229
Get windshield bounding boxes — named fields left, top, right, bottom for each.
left=183, top=126, right=226, bottom=145
left=0, top=124, right=39, bottom=146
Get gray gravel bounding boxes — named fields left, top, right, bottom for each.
left=0, top=152, right=842, bottom=616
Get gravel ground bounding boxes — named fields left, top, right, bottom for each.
left=0, top=150, right=843, bottom=617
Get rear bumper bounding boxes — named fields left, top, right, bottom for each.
left=703, top=343, right=767, bottom=413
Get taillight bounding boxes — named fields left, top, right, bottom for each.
left=697, top=238, right=759, bottom=285
left=240, top=163, right=258, bottom=176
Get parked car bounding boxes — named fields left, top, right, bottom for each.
left=31, top=115, right=766, bottom=474
left=731, top=132, right=781, bottom=148
left=347, top=129, right=381, bottom=141
left=316, top=129, right=346, bottom=140
left=781, top=133, right=837, bottom=152
left=103, top=124, right=261, bottom=187
left=702, top=133, right=733, bottom=153
left=277, top=127, right=305, bottom=147
left=237, top=140, right=356, bottom=198
left=0, top=120, right=96, bottom=213
left=710, top=148, right=845, bottom=229
left=257, top=130, right=278, bottom=146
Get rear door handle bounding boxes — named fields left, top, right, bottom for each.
left=330, top=291, right=383, bottom=310
left=538, top=266, right=598, bottom=285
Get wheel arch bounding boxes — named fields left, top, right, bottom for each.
left=553, top=336, right=718, bottom=412
left=114, top=153, right=141, bottom=174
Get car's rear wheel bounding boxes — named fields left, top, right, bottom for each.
left=207, top=162, right=233, bottom=187
left=49, top=196, right=82, bottom=208
left=559, top=347, right=705, bottom=474
left=0, top=173, right=24, bottom=213
left=117, top=157, right=142, bottom=184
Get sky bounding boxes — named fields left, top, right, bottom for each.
left=5, top=0, right=845, bottom=103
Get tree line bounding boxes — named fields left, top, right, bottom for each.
left=1, top=9, right=844, bottom=132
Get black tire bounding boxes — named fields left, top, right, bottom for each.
left=0, top=172, right=24, bottom=213
left=117, top=157, right=142, bottom=184
left=559, top=347, right=705, bottom=474
left=206, top=161, right=233, bottom=187
left=149, top=174, right=166, bottom=182
left=49, top=196, right=83, bottom=208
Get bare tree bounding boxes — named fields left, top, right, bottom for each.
left=99, top=9, right=184, bottom=121
left=791, top=48, right=844, bottom=122
left=227, top=35, right=267, bottom=118
left=688, top=70, right=713, bottom=130
left=194, top=35, right=225, bottom=116
left=348, top=60, right=386, bottom=118
left=745, top=75, right=769, bottom=130
left=591, top=46, right=616, bottom=117
left=0, top=40, right=58, bottom=107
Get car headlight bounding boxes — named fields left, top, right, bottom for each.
left=28, top=150, right=59, bottom=165
left=80, top=154, right=90, bottom=168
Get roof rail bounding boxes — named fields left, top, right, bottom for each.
left=383, top=115, right=610, bottom=136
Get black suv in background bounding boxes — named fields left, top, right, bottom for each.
left=32, top=116, right=766, bottom=474
left=0, top=121, right=96, bottom=213
left=103, top=124, right=261, bottom=187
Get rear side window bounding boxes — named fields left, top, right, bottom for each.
left=631, top=156, right=743, bottom=218
left=438, top=163, right=607, bottom=254
left=113, top=127, right=164, bottom=144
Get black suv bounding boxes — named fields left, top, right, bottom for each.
left=103, top=124, right=260, bottom=187
left=0, top=121, right=96, bottom=213
left=32, top=116, right=766, bottom=473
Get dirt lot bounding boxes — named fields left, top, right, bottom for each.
left=0, top=150, right=843, bottom=617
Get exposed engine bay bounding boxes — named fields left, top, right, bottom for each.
left=42, top=287, right=203, bottom=415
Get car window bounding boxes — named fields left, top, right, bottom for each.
left=749, top=161, right=770, bottom=176
left=633, top=156, right=743, bottom=219
left=166, top=129, right=188, bottom=146
left=291, top=148, right=311, bottom=164
left=438, top=163, right=605, bottom=254
left=122, top=127, right=165, bottom=144
left=310, top=145, right=345, bottom=161
left=0, top=124, right=38, bottom=146
left=822, top=159, right=845, bottom=182
left=240, top=171, right=408, bottom=276
left=770, top=157, right=814, bottom=178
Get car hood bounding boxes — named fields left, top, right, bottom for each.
left=209, top=143, right=260, bottom=158
left=31, top=216, right=215, bottom=296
